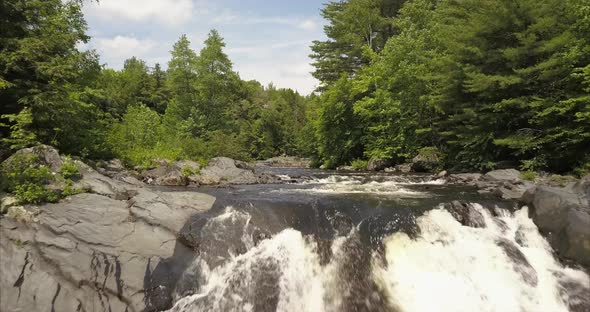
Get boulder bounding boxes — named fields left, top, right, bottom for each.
left=483, top=169, right=521, bottom=182
left=445, top=200, right=486, bottom=228
left=143, top=165, right=187, bottom=186
left=197, top=157, right=259, bottom=185
left=411, top=148, right=441, bottom=172
left=337, top=166, right=356, bottom=171
left=523, top=184, right=590, bottom=266
left=448, top=173, right=482, bottom=184
left=437, top=170, right=448, bottom=178
left=367, top=159, right=392, bottom=171
left=393, top=163, right=412, bottom=173
left=8, top=145, right=63, bottom=172
left=493, top=180, right=535, bottom=200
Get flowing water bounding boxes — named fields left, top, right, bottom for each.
left=166, top=168, right=590, bottom=312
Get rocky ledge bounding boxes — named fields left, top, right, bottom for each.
left=0, top=147, right=218, bottom=312
left=447, top=169, right=590, bottom=267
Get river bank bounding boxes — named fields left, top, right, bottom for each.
left=1, top=146, right=589, bottom=312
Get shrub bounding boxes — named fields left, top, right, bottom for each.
left=1, top=153, right=86, bottom=205
left=60, top=157, right=81, bottom=180
left=181, top=165, right=196, bottom=177
left=13, top=183, right=59, bottom=204
left=351, top=159, right=368, bottom=171
left=520, top=171, right=537, bottom=181
left=1, top=154, right=59, bottom=204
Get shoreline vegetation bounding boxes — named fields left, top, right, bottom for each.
left=1, top=0, right=589, bottom=179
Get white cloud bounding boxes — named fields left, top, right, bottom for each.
left=298, top=19, right=317, bottom=31
left=92, top=36, right=160, bottom=68
left=84, top=0, right=195, bottom=26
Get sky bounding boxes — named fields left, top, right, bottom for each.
left=82, top=0, right=328, bottom=95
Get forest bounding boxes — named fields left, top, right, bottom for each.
left=1, top=0, right=589, bottom=175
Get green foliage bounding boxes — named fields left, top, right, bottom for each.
left=351, top=159, right=368, bottom=171
left=309, top=0, right=590, bottom=173
left=60, top=157, right=81, bottom=180
left=1, top=154, right=57, bottom=204
left=520, top=171, right=537, bottom=181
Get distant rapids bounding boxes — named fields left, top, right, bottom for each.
left=166, top=171, right=590, bottom=312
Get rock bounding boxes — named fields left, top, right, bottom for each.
left=437, top=170, right=448, bottom=178
left=143, top=165, right=187, bottom=186
left=393, top=163, right=412, bottom=173
left=446, top=201, right=486, bottom=228
left=337, top=166, right=356, bottom=171
left=1, top=195, right=18, bottom=214
left=175, top=160, right=201, bottom=173
left=1, top=182, right=215, bottom=312
left=235, top=160, right=254, bottom=171
left=6, top=206, right=37, bottom=223
left=524, top=185, right=590, bottom=266
left=528, top=186, right=583, bottom=233
left=565, top=208, right=590, bottom=264
left=196, top=157, right=259, bottom=185
left=367, top=159, right=392, bottom=171
left=493, top=180, right=535, bottom=200
left=483, top=169, right=521, bottom=182
left=75, top=164, right=136, bottom=200
left=258, top=156, right=310, bottom=168
left=9, top=145, right=63, bottom=172
left=448, top=173, right=482, bottom=184
left=571, top=174, right=590, bottom=199
left=495, top=238, right=538, bottom=286
left=411, top=148, right=441, bottom=172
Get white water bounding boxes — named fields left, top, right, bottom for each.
left=169, top=204, right=589, bottom=312
left=273, top=175, right=444, bottom=196
left=375, top=205, right=589, bottom=312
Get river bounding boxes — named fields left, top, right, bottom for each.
left=165, top=168, right=590, bottom=312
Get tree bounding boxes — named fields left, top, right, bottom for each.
left=0, top=0, right=105, bottom=159
left=310, top=0, right=407, bottom=89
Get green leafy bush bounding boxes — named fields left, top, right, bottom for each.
left=351, top=159, right=368, bottom=171
left=520, top=171, right=537, bottom=181
left=60, top=157, right=81, bottom=180
left=1, top=154, right=59, bottom=204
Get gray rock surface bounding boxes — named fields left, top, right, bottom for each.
left=393, top=163, right=412, bottom=173
left=197, top=157, right=260, bottom=185
left=483, top=169, right=521, bottom=182
left=1, top=158, right=216, bottom=312
left=367, top=159, right=392, bottom=171
left=523, top=183, right=590, bottom=266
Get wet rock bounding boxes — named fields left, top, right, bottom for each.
left=367, top=159, right=392, bottom=171
left=524, top=185, right=590, bottom=266
left=496, top=238, right=538, bottom=286
left=446, top=201, right=486, bottom=228
left=493, top=180, right=535, bottom=200
left=437, top=170, right=448, bottom=178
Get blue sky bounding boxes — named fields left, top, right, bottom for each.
left=82, top=0, right=328, bottom=94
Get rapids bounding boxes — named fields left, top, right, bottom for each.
left=166, top=169, right=590, bottom=312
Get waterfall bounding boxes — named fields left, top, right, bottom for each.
left=168, top=204, right=589, bottom=312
